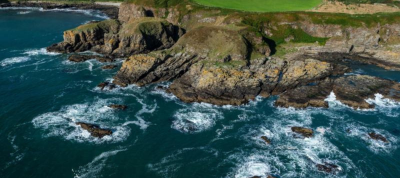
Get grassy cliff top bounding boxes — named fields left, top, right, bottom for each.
left=193, top=0, right=322, bottom=12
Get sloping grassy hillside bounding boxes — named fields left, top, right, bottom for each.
left=193, top=0, right=322, bottom=12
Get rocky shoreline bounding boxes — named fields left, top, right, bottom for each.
left=45, top=2, right=400, bottom=110
left=0, top=1, right=119, bottom=19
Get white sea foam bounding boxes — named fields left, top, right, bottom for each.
left=17, top=11, right=31, bottom=15
left=0, top=56, right=30, bottom=67
left=366, top=93, right=400, bottom=117
left=23, top=48, right=59, bottom=56
left=345, top=123, right=397, bottom=154
left=32, top=98, right=130, bottom=143
left=172, top=103, right=224, bottom=133
left=224, top=105, right=361, bottom=178
left=0, top=7, right=109, bottom=19
left=3, top=135, right=25, bottom=170
left=122, top=98, right=156, bottom=130
left=73, top=149, right=127, bottom=178
left=148, top=147, right=218, bottom=177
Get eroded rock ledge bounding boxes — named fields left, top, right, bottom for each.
left=48, top=2, right=400, bottom=109
left=47, top=17, right=184, bottom=58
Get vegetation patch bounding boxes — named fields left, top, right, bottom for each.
left=193, top=0, right=322, bottom=12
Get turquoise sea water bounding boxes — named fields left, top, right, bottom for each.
left=1, top=8, right=400, bottom=178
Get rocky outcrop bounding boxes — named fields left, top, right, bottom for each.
left=48, top=19, right=121, bottom=53
left=276, top=75, right=400, bottom=109
left=108, top=104, right=127, bottom=110
left=291, top=127, right=313, bottom=138
left=260, top=136, right=271, bottom=144
left=368, top=132, right=389, bottom=143
left=47, top=18, right=184, bottom=57
left=97, top=81, right=116, bottom=90
left=113, top=25, right=277, bottom=105
left=76, top=122, right=112, bottom=138
left=316, top=162, right=340, bottom=174
left=68, top=54, right=114, bottom=63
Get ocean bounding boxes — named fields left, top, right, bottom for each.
left=0, top=8, right=399, bottom=178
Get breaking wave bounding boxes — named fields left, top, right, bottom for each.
left=32, top=98, right=130, bottom=143
left=73, top=149, right=127, bottom=178
left=1, top=56, right=30, bottom=67
left=172, top=103, right=224, bottom=133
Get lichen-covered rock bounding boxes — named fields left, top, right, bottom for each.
left=291, top=127, right=313, bottom=138
left=277, top=75, right=400, bottom=109
left=112, top=18, right=184, bottom=56
left=47, top=18, right=184, bottom=57
left=48, top=20, right=121, bottom=53
left=75, top=122, right=112, bottom=138
left=113, top=25, right=271, bottom=92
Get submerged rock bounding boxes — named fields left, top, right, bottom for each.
left=316, top=162, right=340, bottom=174
left=97, top=82, right=116, bottom=90
left=102, top=65, right=118, bottom=70
left=68, top=54, right=115, bottom=63
left=368, top=132, right=389, bottom=143
left=260, top=136, right=271, bottom=144
left=75, top=122, right=112, bottom=138
left=291, top=127, right=313, bottom=138
left=108, top=104, right=127, bottom=110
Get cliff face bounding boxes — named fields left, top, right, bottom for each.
left=47, top=18, right=184, bottom=57
left=297, top=22, right=400, bottom=70
left=49, top=2, right=400, bottom=108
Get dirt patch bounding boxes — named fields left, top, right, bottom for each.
left=310, top=1, right=400, bottom=14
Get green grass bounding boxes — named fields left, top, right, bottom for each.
left=193, top=0, right=322, bottom=12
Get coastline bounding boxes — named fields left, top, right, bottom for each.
left=0, top=1, right=119, bottom=19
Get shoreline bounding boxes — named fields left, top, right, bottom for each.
left=0, top=1, right=119, bottom=19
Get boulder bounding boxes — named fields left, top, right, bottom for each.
left=291, top=127, right=313, bottom=138
left=368, top=132, right=389, bottom=143
left=316, top=162, right=340, bottom=174
left=260, top=136, right=271, bottom=144
left=97, top=82, right=116, bottom=90
left=76, top=122, right=112, bottom=138
left=108, top=104, right=128, bottom=110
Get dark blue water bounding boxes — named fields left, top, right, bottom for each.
left=1, top=8, right=400, bottom=178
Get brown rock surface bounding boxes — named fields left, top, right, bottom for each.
left=291, top=127, right=313, bottom=138
left=76, top=122, right=112, bottom=138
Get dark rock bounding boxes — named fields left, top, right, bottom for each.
left=76, top=122, right=112, bottom=138
left=291, top=127, right=313, bottom=138
left=260, top=136, right=271, bottom=144
left=102, top=65, right=117, bottom=70
left=108, top=104, right=127, bottom=110
left=68, top=54, right=115, bottom=63
left=155, top=85, right=167, bottom=91
left=249, top=176, right=261, bottom=178
left=96, top=56, right=115, bottom=63
left=277, top=75, right=400, bottom=109
left=316, top=162, right=340, bottom=174
left=368, top=132, right=389, bottom=143
left=97, top=82, right=109, bottom=90
left=68, top=54, right=95, bottom=62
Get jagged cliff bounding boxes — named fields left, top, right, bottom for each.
left=48, top=2, right=400, bottom=109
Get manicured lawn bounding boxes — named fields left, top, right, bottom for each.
left=193, top=0, right=323, bottom=12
